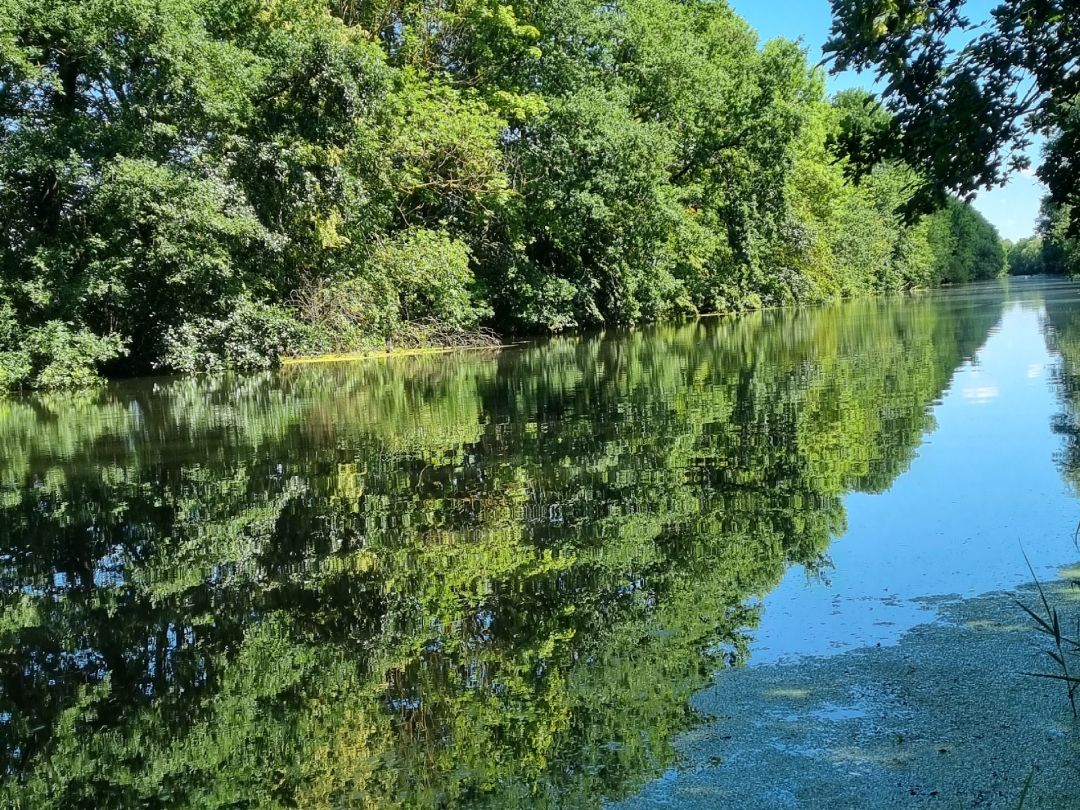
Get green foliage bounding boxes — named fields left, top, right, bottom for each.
left=507, top=85, right=684, bottom=328
left=825, top=0, right=1080, bottom=223
left=162, top=299, right=312, bottom=373
left=996, top=198, right=1079, bottom=279
left=375, top=228, right=488, bottom=327
left=828, top=89, right=896, bottom=183
left=0, top=306, right=125, bottom=389
left=1008, top=238, right=1049, bottom=276
left=924, top=199, right=1008, bottom=284
left=20, top=322, right=126, bottom=389
left=0, top=0, right=1008, bottom=388
left=288, top=229, right=490, bottom=353
left=1037, top=198, right=1080, bottom=278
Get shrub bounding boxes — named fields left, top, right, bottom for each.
left=374, top=228, right=490, bottom=329
left=161, top=300, right=312, bottom=374
left=0, top=322, right=126, bottom=390
left=290, top=275, right=401, bottom=352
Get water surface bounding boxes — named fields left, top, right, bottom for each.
left=2, top=277, right=1079, bottom=807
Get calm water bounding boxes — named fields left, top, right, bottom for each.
left=3, top=277, right=1080, bottom=807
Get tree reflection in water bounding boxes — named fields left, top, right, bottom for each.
left=0, top=290, right=1004, bottom=808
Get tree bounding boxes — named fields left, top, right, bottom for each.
left=825, top=0, right=1080, bottom=218
left=0, top=0, right=1010, bottom=388
left=1008, top=238, right=1048, bottom=276
left=827, top=89, right=897, bottom=182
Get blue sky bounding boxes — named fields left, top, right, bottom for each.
left=727, top=0, right=1044, bottom=241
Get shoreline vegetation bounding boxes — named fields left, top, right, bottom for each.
left=0, top=0, right=1010, bottom=392
left=274, top=281, right=1001, bottom=369
left=280, top=341, right=506, bottom=367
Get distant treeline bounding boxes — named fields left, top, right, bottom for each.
left=1007, top=202, right=1080, bottom=277
left=0, top=0, right=1006, bottom=389
left=820, top=1, right=1079, bottom=287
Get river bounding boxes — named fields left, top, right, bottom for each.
left=2, top=277, right=1079, bottom=807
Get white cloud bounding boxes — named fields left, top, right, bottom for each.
left=962, top=385, right=1000, bottom=404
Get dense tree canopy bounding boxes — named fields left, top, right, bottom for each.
left=1040, top=202, right=1080, bottom=277
left=0, top=0, right=1005, bottom=389
left=1007, top=237, right=1049, bottom=276
left=1003, top=198, right=1080, bottom=278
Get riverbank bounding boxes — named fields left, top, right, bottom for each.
left=616, top=581, right=1080, bottom=809
left=273, top=284, right=973, bottom=370
left=280, top=343, right=508, bottom=367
